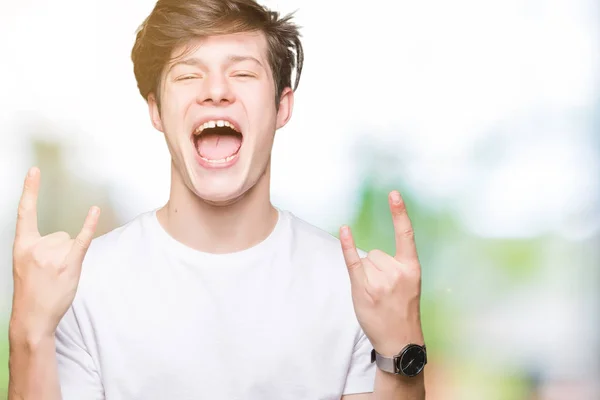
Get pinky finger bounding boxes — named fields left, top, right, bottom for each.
left=340, top=225, right=363, bottom=283
left=69, top=206, right=100, bottom=264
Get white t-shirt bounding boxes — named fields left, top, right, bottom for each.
left=55, top=208, right=376, bottom=399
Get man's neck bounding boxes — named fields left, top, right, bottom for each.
left=156, top=166, right=278, bottom=255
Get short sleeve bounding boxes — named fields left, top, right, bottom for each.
left=342, top=330, right=376, bottom=395
left=55, top=305, right=105, bottom=400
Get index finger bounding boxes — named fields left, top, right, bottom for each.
left=15, top=167, right=41, bottom=239
left=389, top=191, right=419, bottom=262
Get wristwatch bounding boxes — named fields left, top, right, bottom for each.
left=370, top=344, right=427, bottom=377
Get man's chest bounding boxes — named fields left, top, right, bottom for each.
left=86, top=273, right=356, bottom=400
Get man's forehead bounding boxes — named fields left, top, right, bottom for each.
left=170, top=32, right=268, bottom=65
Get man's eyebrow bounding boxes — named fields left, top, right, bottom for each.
left=167, top=55, right=264, bottom=74
left=226, top=55, right=264, bottom=68
left=167, top=57, right=206, bottom=74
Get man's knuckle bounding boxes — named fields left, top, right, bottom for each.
left=13, top=240, right=27, bottom=255
left=347, top=259, right=362, bottom=270
left=341, top=242, right=354, bottom=251
left=58, top=262, right=70, bottom=273
left=389, top=268, right=402, bottom=284
left=30, top=247, right=43, bottom=263
left=402, top=228, right=415, bottom=239
left=31, top=247, right=51, bottom=266
left=16, top=206, right=28, bottom=220
left=367, top=284, right=385, bottom=299
left=75, top=236, right=89, bottom=250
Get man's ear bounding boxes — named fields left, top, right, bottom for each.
left=276, top=87, right=294, bottom=130
left=148, top=93, right=164, bottom=133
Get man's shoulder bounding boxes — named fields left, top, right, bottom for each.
left=284, top=209, right=367, bottom=258
left=87, top=209, right=156, bottom=254
left=281, top=210, right=361, bottom=321
left=78, top=209, right=157, bottom=282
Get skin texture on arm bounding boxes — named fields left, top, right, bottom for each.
left=8, top=334, right=61, bottom=400
left=8, top=167, right=100, bottom=400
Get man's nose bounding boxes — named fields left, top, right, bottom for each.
left=196, top=74, right=235, bottom=106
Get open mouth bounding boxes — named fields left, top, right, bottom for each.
left=193, top=120, right=243, bottom=164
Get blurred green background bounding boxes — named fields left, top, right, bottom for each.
left=1, top=0, right=599, bottom=399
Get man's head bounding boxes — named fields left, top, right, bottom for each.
left=131, top=0, right=303, bottom=204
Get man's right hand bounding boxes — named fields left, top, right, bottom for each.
left=10, top=166, right=100, bottom=342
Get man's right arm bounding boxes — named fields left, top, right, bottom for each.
left=8, top=328, right=61, bottom=400
left=9, top=167, right=102, bottom=400
left=9, top=303, right=106, bottom=400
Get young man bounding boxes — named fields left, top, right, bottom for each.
left=8, top=0, right=427, bottom=399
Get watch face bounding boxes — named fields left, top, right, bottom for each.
left=397, top=345, right=426, bottom=377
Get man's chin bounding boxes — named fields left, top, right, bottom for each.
left=191, top=184, right=248, bottom=207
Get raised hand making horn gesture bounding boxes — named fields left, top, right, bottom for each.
left=340, top=190, right=426, bottom=389
left=10, top=166, right=100, bottom=345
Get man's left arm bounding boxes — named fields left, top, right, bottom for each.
left=339, top=190, right=426, bottom=400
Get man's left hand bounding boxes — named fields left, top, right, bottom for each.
left=340, top=190, right=424, bottom=357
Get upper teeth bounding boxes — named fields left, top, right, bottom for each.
left=195, top=120, right=238, bottom=134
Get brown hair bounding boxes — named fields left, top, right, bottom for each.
left=131, top=0, right=304, bottom=110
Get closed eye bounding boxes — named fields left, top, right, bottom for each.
left=177, top=75, right=200, bottom=81
left=233, top=73, right=256, bottom=78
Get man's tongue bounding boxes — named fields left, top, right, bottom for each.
left=196, top=133, right=242, bottom=160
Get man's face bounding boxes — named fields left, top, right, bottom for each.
left=148, top=31, right=293, bottom=204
